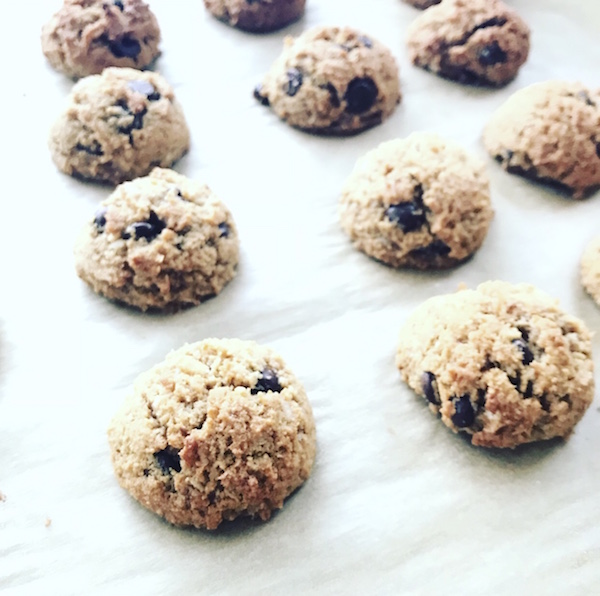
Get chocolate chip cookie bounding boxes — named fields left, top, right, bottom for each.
left=407, top=0, right=530, bottom=87
left=42, top=0, right=161, bottom=79
left=49, top=67, right=190, bottom=184
left=339, top=133, right=493, bottom=269
left=484, top=81, right=600, bottom=198
left=74, top=168, right=239, bottom=311
left=254, top=25, right=401, bottom=135
left=108, top=338, right=317, bottom=529
left=204, top=0, right=305, bottom=32
left=396, top=281, right=595, bottom=448
left=581, top=236, right=600, bottom=307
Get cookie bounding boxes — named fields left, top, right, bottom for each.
left=203, top=0, right=305, bottom=32
left=484, top=81, right=600, bottom=199
left=396, top=281, right=595, bottom=448
left=581, top=236, right=600, bottom=307
left=254, top=26, right=401, bottom=135
left=403, top=0, right=441, bottom=9
left=338, top=133, right=493, bottom=269
left=108, top=338, right=317, bottom=529
left=74, top=168, right=239, bottom=311
left=407, top=0, right=530, bottom=87
left=42, top=0, right=161, bottom=79
left=49, top=67, right=190, bottom=185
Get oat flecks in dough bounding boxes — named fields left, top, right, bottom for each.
left=255, top=25, right=401, bottom=135
left=204, top=0, right=305, bottom=32
left=339, top=132, right=493, bottom=269
left=396, top=281, right=595, bottom=448
left=49, top=67, right=190, bottom=185
left=581, top=236, right=600, bottom=307
left=42, top=0, right=161, bottom=79
left=108, top=338, right=317, bottom=530
left=407, top=0, right=530, bottom=87
left=484, top=81, right=600, bottom=198
left=74, top=168, right=239, bottom=311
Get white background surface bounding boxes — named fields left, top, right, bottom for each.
left=2, top=1, right=600, bottom=594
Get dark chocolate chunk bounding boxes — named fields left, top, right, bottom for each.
left=385, top=202, right=426, bottom=232
left=128, top=80, right=160, bottom=101
left=512, top=338, right=534, bottom=365
left=451, top=394, right=475, bottom=428
left=251, top=367, right=282, bottom=394
left=357, top=36, right=373, bottom=48
left=154, top=447, right=181, bottom=474
left=344, top=77, right=378, bottom=114
left=476, top=388, right=487, bottom=408
left=94, top=207, right=107, bottom=231
left=524, top=380, right=534, bottom=399
left=116, top=99, right=147, bottom=135
left=123, top=210, right=166, bottom=241
left=218, top=222, right=230, bottom=237
left=324, top=82, right=340, bottom=108
left=253, top=84, right=270, bottom=106
left=108, top=35, right=141, bottom=59
left=75, top=140, right=103, bottom=156
left=113, top=0, right=124, bottom=10
left=286, top=68, right=303, bottom=97
left=421, top=372, right=440, bottom=405
left=576, top=90, right=596, bottom=107
left=410, top=239, right=452, bottom=260
left=478, top=41, right=507, bottom=66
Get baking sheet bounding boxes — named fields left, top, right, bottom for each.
left=2, top=1, right=600, bottom=594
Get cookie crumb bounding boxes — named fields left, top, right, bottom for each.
left=45, top=518, right=52, bottom=528
left=0, top=491, right=6, bottom=502
left=457, top=282, right=469, bottom=291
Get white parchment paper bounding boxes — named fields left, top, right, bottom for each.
left=1, top=1, right=600, bottom=594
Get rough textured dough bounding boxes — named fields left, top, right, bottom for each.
left=254, top=25, right=401, bottom=135
left=108, top=338, right=317, bottom=530
left=581, top=236, right=600, bottom=307
left=396, top=281, right=595, bottom=448
left=74, top=168, right=239, bottom=311
left=49, top=67, right=190, bottom=184
left=42, top=0, right=161, bottom=79
left=483, top=81, right=600, bottom=199
left=339, top=133, right=493, bottom=269
left=203, top=0, right=305, bottom=32
left=407, top=0, right=530, bottom=87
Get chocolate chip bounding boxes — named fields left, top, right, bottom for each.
left=524, top=380, right=534, bottom=398
left=512, top=338, right=534, bottom=365
left=410, top=239, right=451, bottom=260
left=218, top=222, right=230, bottom=237
left=94, top=207, right=107, bottom=231
left=128, top=80, right=160, bottom=101
left=357, top=36, right=373, bottom=48
left=123, top=210, right=166, bottom=241
left=116, top=99, right=147, bottom=135
left=251, top=367, right=282, bottom=394
left=421, top=372, right=440, bottom=405
left=285, top=69, right=303, bottom=97
left=477, top=41, right=507, bottom=66
left=253, top=84, right=270, bottom=106
left=154, top=447, right=181, bottom=474
left=75, top=140, right=103, bottom=156
left=576, top=90, right=596, bottom=107
left=385, top=202, right=426, bottom=232
left=344, top=77, right=378, bottom=114
left=451, top=395, right=475, bottom=428
left=113, top=0, right=124, bottom=10
left=108, top=35, right=141, bottom=59
left=324, top=82, right=340, bottom=108
left=476, top=388, right=487, bottom=408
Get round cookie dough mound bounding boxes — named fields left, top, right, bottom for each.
left=108, top=338, right=317, bottom=529
left=204, top=0, right=305, bottom=32
left=581, top=236, right=600, bottom=307
left=403, top=0, right=441, bottom=9
left=49, top=67, right=190, bottom=185
left=396, top=281, right=595, bottom=448
left=407, top=0, right=530, bottom=87
left=339, top=133, right=493, bottom=269
left=254, top=26, right=401, bottom=135
left=42, top=0, right=161, bottom=79
left=484, top=81, right=600, bottom=199
left=74, top=168, right=239, bottom=311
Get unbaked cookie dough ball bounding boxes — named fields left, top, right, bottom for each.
left=254, top=25, right=401, bottom=135
left=484, top=81, right=600, bottom=198
left=49, top=67, right=190, bottom=185
left=74, top=168, right=239, bottom=311
left=108, top=338, right=317, bottom=529
left=339, top=133, right=493, bottom=269
left=42, top=0, right=161, bottom=79
left=203, top=0, right=305, bottom=32
left=396, top=281, right=595, bottom=448
left=407, top=0, right=530, bottom=87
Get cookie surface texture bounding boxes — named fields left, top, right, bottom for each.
left=339, top=133, right=493, bottom=269
left=42, top=0, right=161, bottom=79
left=407, top=0, right=530, bottom=87
left=49, top=67, right=189, bottom=184
left=74, top=168, right=239, bottom=311
left=484, top=81, right=600, bottom=198
left=204, top=0, right=305, bottom=32
left=108, top=338, right=317, bottom=529
left=255, top=25, right=401, bottom=135
left=396, top=281, right=595, bottom=448
left=581, top=236, right=600, bottom=307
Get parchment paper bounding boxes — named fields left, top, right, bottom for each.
left=2, top=1, right=600, bottom=594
